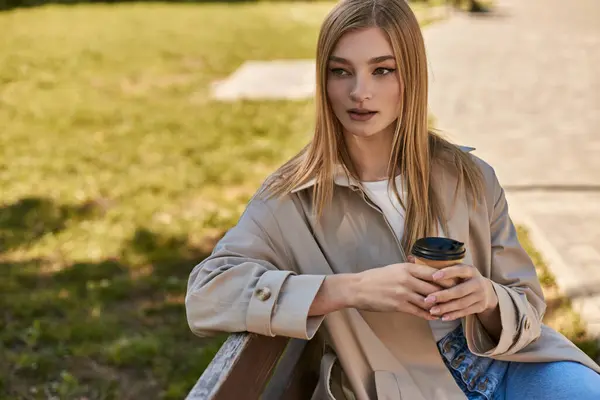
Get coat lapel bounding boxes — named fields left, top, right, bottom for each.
left=432, top=162, right=474, bottom=267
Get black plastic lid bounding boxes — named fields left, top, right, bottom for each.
left=411, top=237, right=466, bottom=261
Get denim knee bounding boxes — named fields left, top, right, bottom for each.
left=504, top=361, right=600, bottom=399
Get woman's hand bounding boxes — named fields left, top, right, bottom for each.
left=406, top=255, right=460, bottom=288
left=352, top=262, right=445, bottom=320
left=425, top=264, right=499, bottom=321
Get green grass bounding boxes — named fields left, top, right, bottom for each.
left=0, top=2, right=443, bottom=399
left=2, top=3, right=594, bottom=399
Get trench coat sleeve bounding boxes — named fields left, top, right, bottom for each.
left=465, top=168, right=547, bottom=357
left=185, top=197, right=325, bottom=340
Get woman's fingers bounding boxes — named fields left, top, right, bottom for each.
left=432, top=264, right=476, bottom=282
left=407, top=276, right=444, bottom=296
left=404, top=301, right=440, bottom=321
left=429, top=293, right=480, bottom=317
left=406, top=264, right=460, bottom=289
left=436, top=277, right=460, bottom=289
left=407, top=292, right=432, bottom=311
left=406, top=262, right=440, bottom=282
left=436, top=302, right=486, bottom=322
left=426, top=278, right=478, bottom=304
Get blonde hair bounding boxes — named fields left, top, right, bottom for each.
left=261, top=0, right=484, bottom=252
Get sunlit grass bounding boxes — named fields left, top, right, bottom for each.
left=0, top=2, right=443, bottom=398
left=2, top=2, right=594, bottom=399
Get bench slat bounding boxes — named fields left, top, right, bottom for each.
left=186, top=333, right=289, bottom=400
left=261, top=338, right=309, bottom=399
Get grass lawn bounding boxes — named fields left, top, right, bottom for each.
left=0, top=2, right=445, bottom=399
left=0, top=2, right=595, bottom=399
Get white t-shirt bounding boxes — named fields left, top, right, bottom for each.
left=361, top=176, right=460, bottom=342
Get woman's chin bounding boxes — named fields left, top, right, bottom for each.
left=343, top=125, right=385, bottom=138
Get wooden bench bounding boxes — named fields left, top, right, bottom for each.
left=186, top=333, right=319, bottom=400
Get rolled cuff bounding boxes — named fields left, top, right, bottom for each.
left=246, top=270, right=325, bottom=339
left=246, top=270, right=293, bottom=336
left=271, top=274, right=326, bottom=339
left=466, top=282, right=519, bottom=356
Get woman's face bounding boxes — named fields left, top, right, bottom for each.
left=326, top=27, right=402, bottom=139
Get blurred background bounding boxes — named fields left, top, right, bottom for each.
left=1, top=0, right=598, bottom=399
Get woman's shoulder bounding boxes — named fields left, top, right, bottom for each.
left=437, top=144, right=497, bottom=181
left=243, top=173, right=300, bottom=219
left=464, top=149, right=499, bottom=186
left=436, top=144, right=503, bottom=211
left=459, top=147, right=505, bottom=215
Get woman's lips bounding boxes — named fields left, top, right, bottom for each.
left=348, top=110, right=377, bottom=121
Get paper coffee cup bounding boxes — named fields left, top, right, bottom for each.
left=411, top=237, right=466, bottom=287
left=413, top=256, right=463, bottom=269
left=410, top=237, right=466, bottom=269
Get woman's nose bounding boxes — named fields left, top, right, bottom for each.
left=349, top=76, right=372, bottom=103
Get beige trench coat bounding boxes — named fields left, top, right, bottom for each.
left=185, top=147, right=600, bottom=399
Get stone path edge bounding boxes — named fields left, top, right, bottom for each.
left=506, top=192, right=600, bottom=351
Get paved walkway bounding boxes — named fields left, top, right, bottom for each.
left=424, top=0, right=600, bottom=343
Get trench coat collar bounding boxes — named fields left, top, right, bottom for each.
left=290, top=145, right=476, bottom=193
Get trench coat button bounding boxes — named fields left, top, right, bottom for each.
left=254, top=287, right=271, bottom=301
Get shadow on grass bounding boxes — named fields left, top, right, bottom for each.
left=2, top=198, right=597, bottom=398
left=0, top=197, right=228, bottom=399
left=0, top=197, right=107, bottom=253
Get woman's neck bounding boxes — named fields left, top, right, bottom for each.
left=343, top=128, right=395, bottom=182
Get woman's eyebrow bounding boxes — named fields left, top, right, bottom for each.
left=328, top=55, right=395, bottom=64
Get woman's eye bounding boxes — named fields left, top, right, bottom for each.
left=374, top=67, right=396, bottom=75
left=329, top=68, right=349, bottom=76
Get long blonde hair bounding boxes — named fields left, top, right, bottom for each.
left=261, top=0, right=484, bottom=252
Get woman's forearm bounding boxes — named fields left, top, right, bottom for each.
left=477, top=282, right=502, bottom=341
left=477, top=305, right=501, bottom=341
left=308, top=273, right=359, bottom=316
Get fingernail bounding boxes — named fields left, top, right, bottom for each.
left=442, top=315, right=452, bottom=321
left=433, top=271, right=444, bottom=280
left=430, top=307, right=440, bottom=314
left=425, top=296, right=436, bottom=303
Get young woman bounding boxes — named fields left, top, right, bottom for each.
left=185, top=1, right=600, bottom=398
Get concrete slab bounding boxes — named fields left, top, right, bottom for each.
left=424, top=0, right=600, bottom=347
left=211, top=60, right=315, bottom=101
left=507, top=192, right=600, bottom=339
left=209, top=5, right=451, bottom=102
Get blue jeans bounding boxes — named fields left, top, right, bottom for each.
left=437, top=326, right=600, bottom=399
